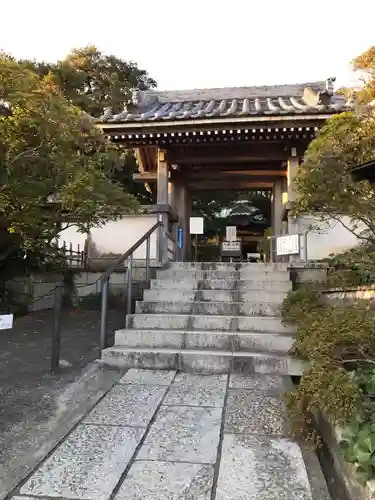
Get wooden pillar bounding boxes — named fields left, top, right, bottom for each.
left=171, top=181, right=191, bottom=261
left=157, top=149, right=169, bottom=263
left=272, top=179, right=283, bottom=237
left=287, top=150, right=299, bottom=235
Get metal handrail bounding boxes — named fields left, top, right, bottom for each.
left=99, top=220, right=163, bottom=353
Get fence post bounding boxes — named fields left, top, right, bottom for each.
left=126, top=255, right=133, bottom=316
left=100, top=277, right=109, bottom=353
left=145, top=237, right=151, bottom=282
left=51, top=282, right=63, bottom=374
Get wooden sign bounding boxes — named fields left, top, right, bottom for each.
left=276, top=234, right=300, bottom=256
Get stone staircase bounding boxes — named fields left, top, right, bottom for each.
left=102, top=262, right=304, bottom=375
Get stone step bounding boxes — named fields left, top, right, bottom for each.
left=126, top=313, right=294, bottom=333
left=166, top=262, right=289, bottom=272
left=143, top=289, right=288, bottom=303
left=114, top=329, right=294, bottom=353
left=101, top=346, right=304, bottom=375
left=150, top=279, right=292, bottom=292
left=136, top=300, right=280, bottom=316
left=157, top=269, right=291, bottom=281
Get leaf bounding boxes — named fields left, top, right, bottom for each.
left=354, top=464, right=374, bottom=485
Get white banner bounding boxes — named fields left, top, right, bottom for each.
left=276, top=234, right=300, bottom=256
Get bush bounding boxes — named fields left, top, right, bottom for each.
left=283, top=283, right=375, bottom=487
left=327, top=243, right=375, bottom=286
left=280, top=285, right=325, bottom=326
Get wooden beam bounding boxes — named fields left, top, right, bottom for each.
left=188, top=181, right=273, bottom=191
left=133, top=172, right=157, bottom=183
left=187, top=170, right=286, bottom=179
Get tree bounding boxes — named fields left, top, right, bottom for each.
left=19, top=45, right=157, bottom=117
left=293, top=46, right=375, bottom=244
left=19, top=46, right=156, bottom=204
left=0, top=54, right=139, bottom=269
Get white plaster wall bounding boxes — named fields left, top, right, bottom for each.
left=58, top=215, right=159, bottom=260
left=297, top=215, right=364, bottom=260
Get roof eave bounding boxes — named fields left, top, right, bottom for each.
left=98, top=112, right=338, bottom=130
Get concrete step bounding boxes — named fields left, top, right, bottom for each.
left=136, top=301, right=280, bottom=316
left=101, top=346, right=304, bottom=375
left=143, top=289, right=288, bottom=303
left=126, top=313, right=293, bottom=333
left=149, top=279, right=292, bottom=292
left=114, top=329, right=294, bottom=353
left=157, top=269, right=291, bottom=281
left=166, top=262, right=289, bottom=272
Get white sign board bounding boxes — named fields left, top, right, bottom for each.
left=0, top=314, right=13, bottom=330
left=222, top=241, right=241, bottom=252
left=190, top=217, right=204, bottom=235
left=276, top=234, right=300, bottom=256
left=226, top=226, right=237, bottom=242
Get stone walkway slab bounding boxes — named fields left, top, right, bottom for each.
left=119, top=368, right=176, bottom=385
left=164, top=373, right=227, bottom=407
left=215, top=434, right=312, bottom=500
left=85, top=384, right=167, bottom=427
left=138, top=405, right=222, bottom=463
left=20, top=423, right=144, bottom=500
left=225, top=389, right=286, bottom=436
left=115, top=461, right=214, bottom=500
left=11, top=370, right=324, bottom=500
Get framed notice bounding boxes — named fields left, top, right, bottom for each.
left=276, top=234, right=300, bottom=256
left=190, top=217, right=204, bottom=235
left=0, top=314, right=13, bottom=330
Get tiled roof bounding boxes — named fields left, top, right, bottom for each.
left=100, top=78, right=352, bottom=124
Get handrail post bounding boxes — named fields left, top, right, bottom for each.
left=145, top=236, right=151, bottom=282
left=126, top=254, right=133, bottom=316
left=51, top=282, right=63, bottom=374
left=100, top=277, right=109, bottom=353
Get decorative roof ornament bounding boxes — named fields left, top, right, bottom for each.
left=131, top=88, right=157, bottom=110
left=100, top=107, right=113, bottom=121
left=316, top=77, right=336, bottom=106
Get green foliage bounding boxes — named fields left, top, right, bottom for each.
left=0, top=54, right=140, bottom=284
left=283, top=282, right=375, bottom=489
left=19, top=46, right=156, bottom=117
left=285, top=361, right=361, bottom=441
left=280, top=285, right=324, bottom=326
left=292, top=303, right=375, bottom=361
left=327, top=242, right=375, bottom=286
left=340, top=417, right=375, bottom=485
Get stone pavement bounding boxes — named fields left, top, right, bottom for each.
left=10, top=369, right=322, bottom=500
left=0, top=308, right=124, bottom=500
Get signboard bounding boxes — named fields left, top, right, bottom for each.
left=221, top=240, right=242, bottom=258
left=177, top=227, right=184, bottom=249
left=190, top=217, right=204, bottom=235
left=276, top=234, right=300, bottom=256
left=226, top=226, right=237, bottom=242
left=0, top=314, right=13, bottom=330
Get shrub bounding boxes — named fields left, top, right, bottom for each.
left=280, top=284, right=325, bottom=326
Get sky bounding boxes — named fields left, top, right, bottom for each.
left=2, top=0, right=375, bottom=91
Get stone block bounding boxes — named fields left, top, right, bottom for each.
left=164, top=373, right=227, bottom=407
left=101, top=347, right=179, bottom=370
left=119, top=368, right=176, bottom=385
left=20, top=424, right=144, bottom=500
left=225, top=389, right=286, bottom=436
left=184, top=331, right=232, bottom=350
left=137, top=406, right=222, bottom=463
left=115, top=461, right=214, bottom=500
left=233, top=333, right=294, bottom=354
left=180, top=351, right=233, bottom=374
left=215, top=434, right=312, bottom=500
left=115, top=329, right=184, bottom=349
left=229, top=374, right=285, bottom=393
left=85, top=384, right=167, bottom=427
